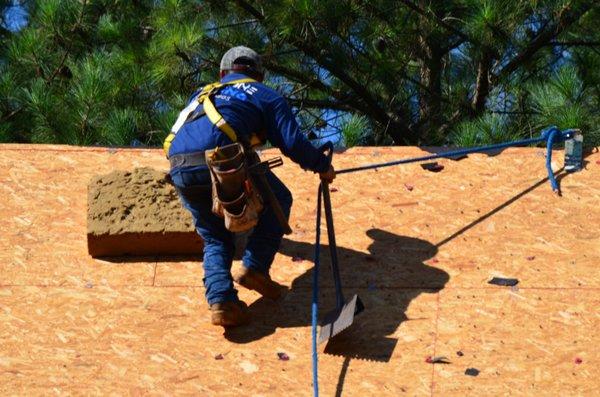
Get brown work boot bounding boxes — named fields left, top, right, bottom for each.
left=233, top=267, right=286, bottom=300
left=210, top=300, right=250, bottom=327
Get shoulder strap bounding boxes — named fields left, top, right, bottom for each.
left=201, top=78, right=255, bottom=143
left=163, top=78, right=256, bottom=157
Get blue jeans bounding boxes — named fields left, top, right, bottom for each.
left=170, top=167, right=293, bottom=305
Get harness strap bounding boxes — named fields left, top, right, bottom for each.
left=203, top=94, right=239, bottom=143
left=163, top=77, right=257, bottom=157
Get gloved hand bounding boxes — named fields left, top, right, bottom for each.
left=319, top=165, right=336, bottom=183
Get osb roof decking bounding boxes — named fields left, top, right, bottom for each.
left=1, top=144, right=599, bottom=396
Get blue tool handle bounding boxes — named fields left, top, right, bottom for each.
left=319, top=142, right=345, bottom=310
left=312, top=184, right=322, bottom=397
left=321, top=180, right=345, bottom=310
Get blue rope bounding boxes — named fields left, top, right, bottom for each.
left=545, top=128, right=560, bottom=192
left=311, top=184, right=323, bottom=397
left=337, top=127, right=573, bottom=181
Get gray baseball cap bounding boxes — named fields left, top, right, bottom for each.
left=220, top=46, right=264, bottom=74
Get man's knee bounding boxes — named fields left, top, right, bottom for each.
left=203, top=234, right=234, bottom=256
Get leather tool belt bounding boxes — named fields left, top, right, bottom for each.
left=205, top=143, right=264, bottom=233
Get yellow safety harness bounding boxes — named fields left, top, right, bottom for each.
left=163, top=78, right=263, bottom=157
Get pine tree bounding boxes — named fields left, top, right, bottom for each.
left=1, top=1, right=598, bottom=147
left=1, top=0, right=164, bottom=145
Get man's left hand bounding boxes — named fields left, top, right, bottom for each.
left=320, top=165, right=336, bottom=183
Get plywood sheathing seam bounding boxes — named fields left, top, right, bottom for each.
left=1, top=144, right=599, bottom=395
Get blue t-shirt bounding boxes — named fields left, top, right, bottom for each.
left=168, top=73, right=330, bottom=173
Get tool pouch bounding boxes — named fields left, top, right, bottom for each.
left=205, top=143, right=264, bottom=232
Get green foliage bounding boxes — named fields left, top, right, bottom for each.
left=453, top=65, right=600, bottom=147
left=452, top=114, right=522, bottom=146
left=21, top=77, right=62, bottom=143
left=101, top=108, right=143, bottom=146
left=97, top=14, right=121, bottom=43
left=0, top=0, right=161, bottom=145
left=341, top=114, right=371, bottom=147
left=529, top=67, right=584, bottom=127
left=0, top=0, right=598, bottom=148
left=529, top=66, right=600, bottom=146
left=0, top=122, right=10, bottom=142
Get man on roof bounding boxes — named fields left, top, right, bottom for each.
left=165, top=46, right=335, bottom=327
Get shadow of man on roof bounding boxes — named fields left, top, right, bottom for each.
left=224, top=228, right=449, bottom=362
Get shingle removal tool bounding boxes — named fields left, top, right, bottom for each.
left=318, top=175, right=364, bottom=345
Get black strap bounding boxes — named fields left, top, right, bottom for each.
left=184, top=107, right=206, bottom=125
left=169, top=151, right=207, bottom=169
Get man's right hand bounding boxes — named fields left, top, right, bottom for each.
left=320, top=165, right=336, bottom=183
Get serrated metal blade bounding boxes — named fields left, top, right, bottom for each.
left=318, top=294, right=364, bottom=344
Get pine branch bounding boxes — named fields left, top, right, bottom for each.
left=488, top=110, right=541, bottom=115
left=47, top=0, right=87, bottom=84
left=6, top=1, right=90, bottom=129
left=492, top=1, right=594, bottom=84
left=442, top=38, right=467, bottom=54
left=263, top=61, right=342, bottom=98
left=547, top=40, right=600, bottom=47
left=205, top=19, right=259, bottom=32
left=472, top=52, right=493, bottom=114
left=0, top=107, right=23, bottom=123
left=286, top=98, right=354, bottom=111
left=174, top=44, right=192, bottom=64
left=233, top=0, right=264, bottom=20
left=311, top=130, right=342, bottom=141
left=396, top=0, right=469, bottom=42
left=232, top=0, right=411, bottom=135
left=437, top=109, right=462, bottom=136
left=47, top=48, right=71, bottom=83
left=30, top=49, right=46, bottom=79
left=230, top=0, right=417, bottom=143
